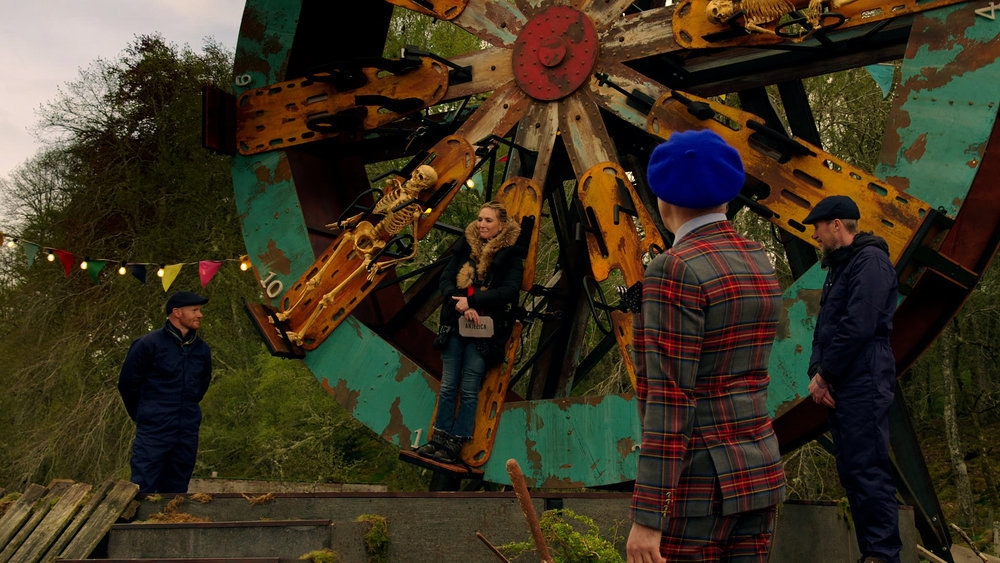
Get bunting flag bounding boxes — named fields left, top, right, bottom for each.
left=0, top=233, right=252, bottom=289
left=129, top=264, right=147, bottom=284
left=54, top=250, right=75, bottom=276
left=199, top=260, right=222, bottom=288
left=23, top=243, right=40, bottom=266
left=161, top=264, right=184, bottom=292
left=86, top=260, right=107, bottom=283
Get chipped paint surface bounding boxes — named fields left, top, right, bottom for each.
left=483, top=394, right=640, bottom=487
left=233, top=0, right=313, bottom=300
left=876, top=1, right=1000, bottom=217
left=767, top=267, right=825, bottom=416
left=304, top=318, right=439, bottom=448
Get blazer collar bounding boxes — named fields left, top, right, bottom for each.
left=673, top=213, right=728, bottom=246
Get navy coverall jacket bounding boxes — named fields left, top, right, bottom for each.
left=118, top=321, right=212, bottom=493
left=809, top=232, right=902, bottom=561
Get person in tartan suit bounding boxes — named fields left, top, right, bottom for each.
left=627, top=130, right=786, bottom=563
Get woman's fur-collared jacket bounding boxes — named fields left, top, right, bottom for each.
left=438, top=217, right=525, bottom=364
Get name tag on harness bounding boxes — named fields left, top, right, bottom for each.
left=458, top=316, right=494, bottom=338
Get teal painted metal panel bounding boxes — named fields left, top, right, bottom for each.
left=484, top=394, right=641, bottom=487
left=232, top=0, right=314, bottom=299
left=304, top=318, right=439, bottom=449
left=767, top=267, right=825, bottom=417
left=875, top=2, right=1000, bottom=216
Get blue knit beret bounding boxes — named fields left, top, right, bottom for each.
left=646, top=129, right=745, bottom=209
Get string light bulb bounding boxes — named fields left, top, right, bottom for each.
left=239, top=255, right=251, bottom=271
left=118, top=263, right=127, bottom=275
left=157, top=265, right=165, bottom=278
left=5, top=238, right=15, bottom=248
left=465, top=179, right=475, bottom=189
left=46, top=250, right=55, bottom=262
left=80, top=258, right=89, bottom=270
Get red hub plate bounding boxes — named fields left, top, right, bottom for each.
left=512, top=5, right=599, bottom=101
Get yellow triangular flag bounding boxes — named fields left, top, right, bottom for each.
left=161, top=263, right=184, bottom=292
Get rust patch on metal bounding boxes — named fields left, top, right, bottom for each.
left=617, top=436, right=636, bottom=459
left=383, top=397, right=411, bottom=446
left=902, top=133, right=928, bottom=163
left=524, top=438, right=543, bottom=472
left=777, top=288, right=821, bottom=340
left=901, top=11, right=1000, bottom=93
left=773, top=395, right=804, bottom=418
left=539, top=475, right=587, bottom=488
left=258, top=239, right=292, bottom=275
left=322, top=377, right=360, bottom=413
left=884, top=175, right=912, bottom=191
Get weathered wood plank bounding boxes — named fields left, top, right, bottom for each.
left=0, top=480, right=72, bottom=562
left=42, top=481, right=114, bottom=563
left=58, top=480, right=138, bottom=560
left=558, top=91, right=619, bottom=177
left=0, top=484, right=48, bottom=548
left=11, top=482, right=91, bottom=562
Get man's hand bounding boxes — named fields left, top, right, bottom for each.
left=808, top=374, right=835, bottom=408
left=626, top=522, right=665, bottom=563
left=452, top=296, right=469, bottom=312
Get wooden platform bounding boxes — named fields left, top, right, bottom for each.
left=398, top=449, right=485, bottom=479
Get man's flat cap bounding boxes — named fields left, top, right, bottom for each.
left=803, top=195, right=861, bottom=224
left=166, top=291, right=209, bottom=315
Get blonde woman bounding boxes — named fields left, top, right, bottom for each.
left=417, top=201, right=524, bottom=464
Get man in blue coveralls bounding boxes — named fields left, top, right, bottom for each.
left=118, top=291, right=212, bottom=494
left=805, top=195, right=902, bottom=563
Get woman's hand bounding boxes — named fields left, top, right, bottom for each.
left=463, top=308, right=480, bottom=324
left=452, top=296, right=469, bottom=313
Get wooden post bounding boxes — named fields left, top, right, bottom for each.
left=505, top=459, right=554, bottom=563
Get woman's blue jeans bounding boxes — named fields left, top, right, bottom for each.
left=435, top=334, right=486, bottom=439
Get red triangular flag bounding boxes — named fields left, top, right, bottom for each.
left=198, top=260, right=222, bottom=288
left=54, top=250, right=75, bottom=276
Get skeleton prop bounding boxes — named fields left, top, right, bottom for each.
left=706, top=0, right=856, bottom=39
left=275, top=164, right=439, bottom=345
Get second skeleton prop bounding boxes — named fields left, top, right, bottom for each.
left=274, top=165, right=439, bottom=345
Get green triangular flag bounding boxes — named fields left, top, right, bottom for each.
left=86, top=260, right=107, bottom=283
left=23, top=243, right=39, bottom=266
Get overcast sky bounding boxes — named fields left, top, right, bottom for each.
left=0, top=0, right=247, bottom=182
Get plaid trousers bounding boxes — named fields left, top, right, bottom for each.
left=660, top=505, right=777, bottom=562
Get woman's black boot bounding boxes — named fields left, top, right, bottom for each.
left=415, top=432, right=445, bottom=458
left=431, top=434, right=464, bottom=464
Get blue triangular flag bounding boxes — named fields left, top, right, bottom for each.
left=866, top=64, right=894, bottom=99
left=129, top=264, right=147, bottom=284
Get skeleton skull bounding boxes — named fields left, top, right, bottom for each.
left=406, top=165, right=439, bottom=192
left=706, top=0, right=736, bottom=23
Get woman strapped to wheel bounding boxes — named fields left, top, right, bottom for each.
left=416, top=200, right=526, bottom=464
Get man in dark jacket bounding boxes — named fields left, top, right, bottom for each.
left=805, top=195, right=901, bottom=563
left=118, top=291, right=212, bottom=494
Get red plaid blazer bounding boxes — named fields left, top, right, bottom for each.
left=631, top=221, right=785, bottom=529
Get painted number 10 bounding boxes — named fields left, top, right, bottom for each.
left=259, top=271, right=284, bottom=299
